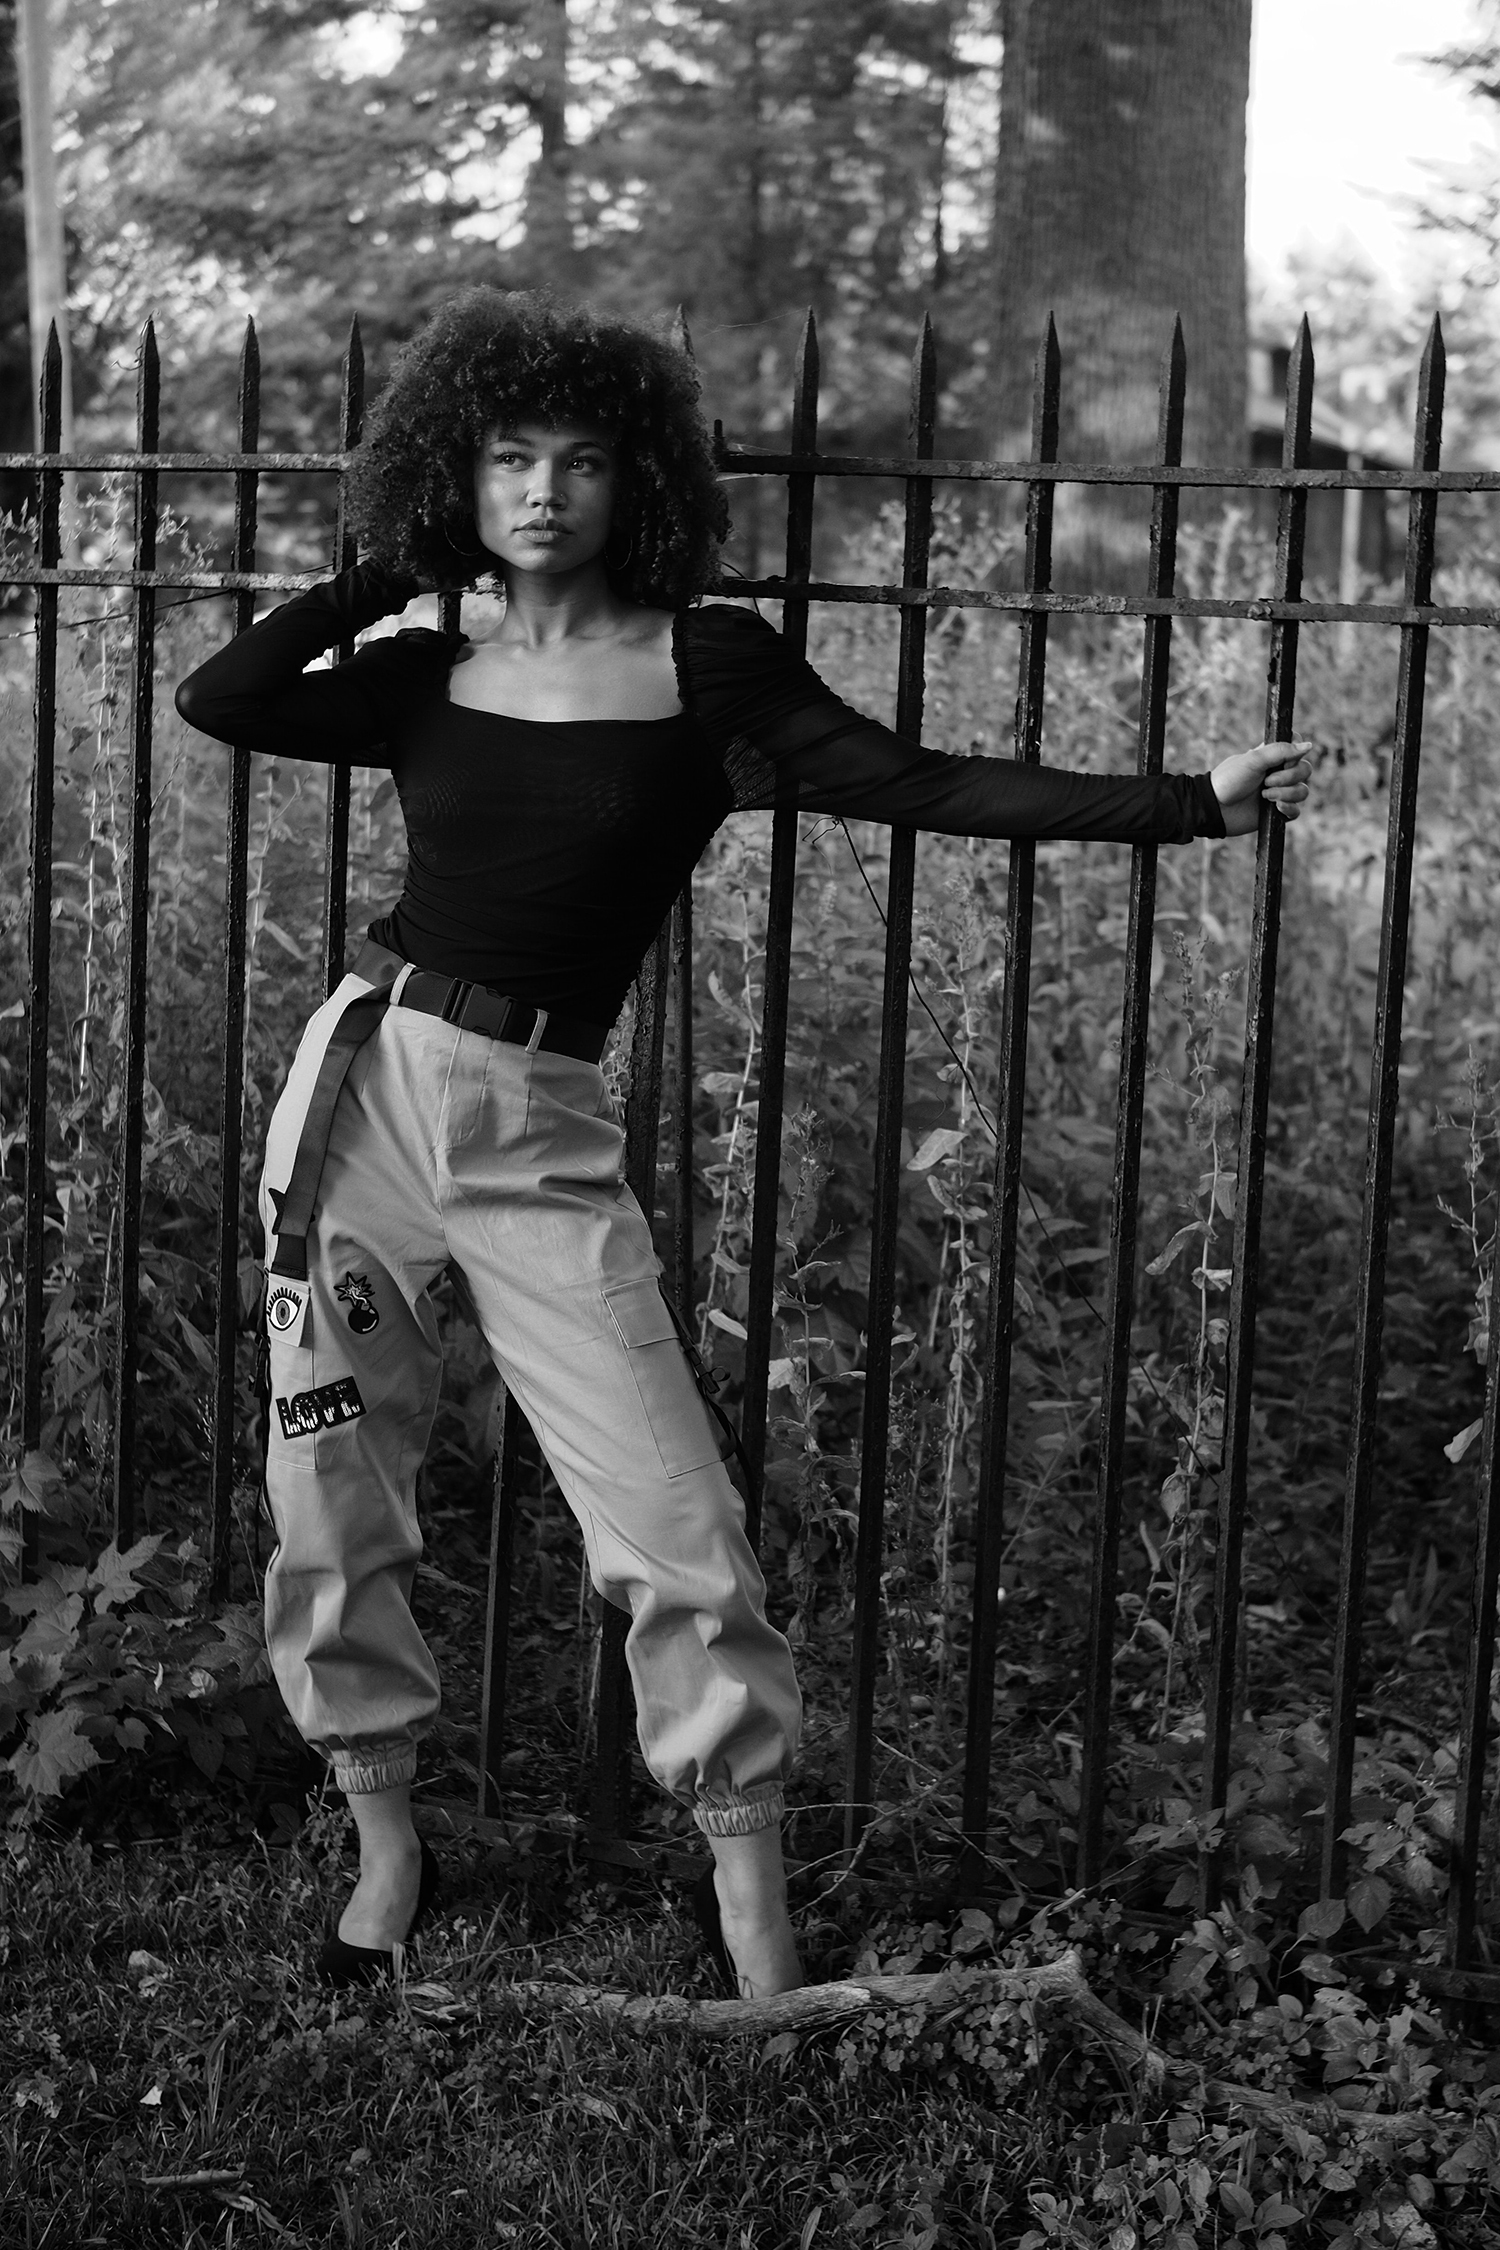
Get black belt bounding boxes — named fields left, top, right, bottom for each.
left=355, top=941, right=608, bottom=1064
left=269, top=944, right=608, bottom=1282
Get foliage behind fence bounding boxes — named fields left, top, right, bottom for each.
left=3, top=314, right=1500, bottom=2006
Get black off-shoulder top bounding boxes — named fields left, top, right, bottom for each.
left=174, top=563, right=1226, bottom=1026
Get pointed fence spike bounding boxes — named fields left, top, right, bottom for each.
left=1406, top=315, right=1446, bottom=566
left=796, top=306, right=819, bottom=383
left=137, top=316, right=160, bottom=447
left=910, top=315, right=937, bottom=451
left=39, top=320, right=61, bottom=451
left=341, top=315, right=365, bottom=449
left=1157, top=318, right=1187, bottom=460
left=1033, top=315, right=1061, bottom=454
left=1283, top=316, right=1314, bottom=459
left=1414, top=312, right=1446, bottom=426
left=792, top=309, right=819, bottom=452
left=238, top=315, right=261, bottom=453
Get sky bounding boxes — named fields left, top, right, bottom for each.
left=1246, top=0, right=1493, bottom=287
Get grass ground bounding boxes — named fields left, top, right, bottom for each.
left=4, top=1799, right=1092, bottom=2250
left=7, top=1781, right=1500, bottom=2250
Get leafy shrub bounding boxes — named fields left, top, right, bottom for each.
left=2, top=494, right=1499, bottom=1943
left=0, top=1447, right=276, bottom=1823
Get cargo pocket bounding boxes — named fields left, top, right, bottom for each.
left=604, top=1277, right=728, bottom=1479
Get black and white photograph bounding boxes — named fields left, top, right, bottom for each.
left=3, top=2, right=1499, bottom=2242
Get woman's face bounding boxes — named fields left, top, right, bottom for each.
left=472, top=419, right=620, bottom=576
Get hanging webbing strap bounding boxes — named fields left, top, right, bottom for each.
left=267, top=964, right=400, bottom=1282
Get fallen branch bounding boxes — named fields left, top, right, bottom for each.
left=503, top=1946, right=1444, bottom=2140
left=140, top=2171, right=245, bottom=2191
left=508, top=1951, right=1159, bottom=2070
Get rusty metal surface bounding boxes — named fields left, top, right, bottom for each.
left=321, top=321, right=363, bottom=999
left=1077, top=322, right=1187, bottom=1887
left=717, top=445, right=1500, bottom=494
left=1200, top=320, right=1314, bottom=1906
left=961, top=318, right=1060, bottom=1877
left=1452, top=1259, right=1500, bottom=1968
left=670, top=888, right=694, bottom=1322
left=844, top=319, right=937, bottom=1856
left=208, top=320, right=261, bottom=1602
left=110, top=320, right=162, bottom=1548
left=738, top=311, right=819, bottom=1547
left=1322, top=320, right=1448, bottom=1902
left=19, top=324, right=62, bottom=1582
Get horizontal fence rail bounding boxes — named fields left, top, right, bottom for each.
left=9, top=309, right=1500, bottom=1983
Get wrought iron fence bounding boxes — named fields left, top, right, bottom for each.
left=11, top=308, right=1500, bottom=1989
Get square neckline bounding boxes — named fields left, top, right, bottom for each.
left=441, top=609, right=691, bottom=728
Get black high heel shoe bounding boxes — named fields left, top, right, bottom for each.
left=689, top=1865, right=740, bottom=1998
left=317, top=1837, right=440, bottom=1989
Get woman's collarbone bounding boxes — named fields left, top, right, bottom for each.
left=448, top=635, right=681, bottom=723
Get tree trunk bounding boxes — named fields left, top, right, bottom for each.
left=991, top=0, right=1250, bottom=565
left=518, top=0, right=573, bottom=281
left=0, top=2, right=35, bottom=532
left=15, top=0, right=71, bottom=446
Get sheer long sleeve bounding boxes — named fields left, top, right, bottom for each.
left=679, top=603, right=1225, bottom=846
left=174, top=563, right=449, bottom=765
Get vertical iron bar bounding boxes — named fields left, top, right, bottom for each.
left=1076, top=320, right=1186, bottom=1885
left=1322, top=318, right=1445, bottom=1902
left=671, top=887, right=694, bottom=1320
left=1451, top=1241, right=1500, bottom=1967
left=960, top=318, right=1060, bottom=1883
left=843, top=317, right=937, bottom=1857
left=322, top=319, right=362, bottom=998
left=740, top=310, right=818, bottom=1548
left=111, top=318, right=160, bottom=1547
left=477, top=1388, right=524, bottom=1817
left=208, top=319, right=259, bottom=1600
left=589, top=919, right=672, bottom=1841
left=18, top=322, right=62, bottom=1580
left=623, top=923, right=672, bottom=1215
left=1199, top=319, right=1314, bottom=1908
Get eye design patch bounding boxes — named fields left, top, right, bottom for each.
left=265, top=1278, right=309, bottom=1346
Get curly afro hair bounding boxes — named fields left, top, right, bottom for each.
left=346, top=289, right=731, bottom=609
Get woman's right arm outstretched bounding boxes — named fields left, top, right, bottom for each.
left=174, top=561, right=437, bottom=762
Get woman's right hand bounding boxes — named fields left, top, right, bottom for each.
left=1211, top=738, right=1314, bottom=836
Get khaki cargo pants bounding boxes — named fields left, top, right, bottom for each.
left=258, top=970, right=800, bottom=1837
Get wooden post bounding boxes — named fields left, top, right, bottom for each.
left=16, top=0, right=74, bottom=451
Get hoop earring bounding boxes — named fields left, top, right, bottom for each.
left=441, top=517, right=484, bottom=563
left=605, top=523, right=636, bottom=572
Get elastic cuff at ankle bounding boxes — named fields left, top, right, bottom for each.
left=332, top=1750, right=419, bottom=1795
left=692, top=1787, right=784, bottom=1837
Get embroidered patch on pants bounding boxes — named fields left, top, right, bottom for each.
left=335, top=1269, right=380, bottom=1334
left=277, top=1377, right=366, bottom=1441
left=265, top=1277, right=310, bottom=1347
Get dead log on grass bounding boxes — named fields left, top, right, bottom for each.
left=504, top=1945, right=1439, bottom=2141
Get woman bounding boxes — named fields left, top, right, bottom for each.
left=176, top=288, right=1309, bottom=2001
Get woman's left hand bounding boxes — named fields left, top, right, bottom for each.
left=1211, top=738, right=1314, bottom=835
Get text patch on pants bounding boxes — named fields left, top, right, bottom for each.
left=277, top=1376, right=367, bottom=1441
